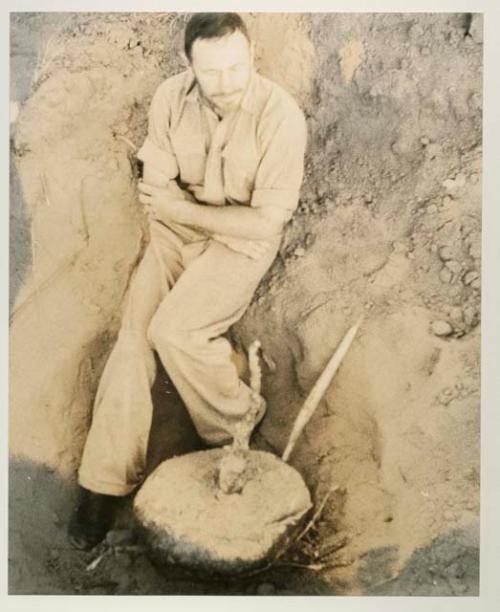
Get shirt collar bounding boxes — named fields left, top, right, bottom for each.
left=184, top=68, right=258, bottom=115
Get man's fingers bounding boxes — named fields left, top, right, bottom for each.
left=166, top=182, right=184, bottom=198
left=214, top=235, right=268, bottom=260
left=248, top=246, right=267, bottom=259
left=253, top=243, right=268, bottom=255
left=241, top=244, right=261, bottom=258
left=191, top=185, right=205, bottom=201
left=241, top=241, right=268, bottom=258
left=138, top=193, right=152, bottom=205
left=138, top=181, right=155, bottom=196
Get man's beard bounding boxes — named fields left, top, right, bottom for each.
left=205, top=90, right=243, bottom=114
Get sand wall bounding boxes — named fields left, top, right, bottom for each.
left=234, top=12, right=482, bottom=591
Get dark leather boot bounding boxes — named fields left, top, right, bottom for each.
left=68, top=487, right=120, bottom=550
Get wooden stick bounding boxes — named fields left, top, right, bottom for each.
left=293, top=484, right=339, bottom=544
left=315, top=536, right=348, bottom=561
left=275, top=561, right=327, bottom=572
left=282, top=319, right=362, bottom=462
left=86, top=552, right=106, bottom=572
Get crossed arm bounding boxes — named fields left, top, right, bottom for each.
left=138, top=165, right=286, bottom=258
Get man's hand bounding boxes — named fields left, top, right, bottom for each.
left=212, top=234, right=271, bottom=260
left=138, top=181, right=189, bottom=225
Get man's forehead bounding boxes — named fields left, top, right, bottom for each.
left=190, top=31, right=251, bottom=69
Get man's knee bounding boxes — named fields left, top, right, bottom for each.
left=147, top=306, right=205, bottom=353
left=147, top=309, right=177, bottom=351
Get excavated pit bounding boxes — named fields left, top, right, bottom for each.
left=9, top=12, right=481, bottom=595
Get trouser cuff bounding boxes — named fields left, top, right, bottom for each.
left=78, top=472, right=138, bottom=497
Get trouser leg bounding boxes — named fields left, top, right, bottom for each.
left=148, top=237, right=280, bottom=446
left=78, top=228, right=186, bottom=495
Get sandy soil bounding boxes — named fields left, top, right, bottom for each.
left=9, top=12, right=481, bottom=595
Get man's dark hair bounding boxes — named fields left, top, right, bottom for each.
left=184, top=13, right=250, bottom=61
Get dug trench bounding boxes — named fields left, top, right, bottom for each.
left=9, top=13, right=481, bottom=595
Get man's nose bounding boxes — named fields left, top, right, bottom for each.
left=217, top=70, right=234, bottom=93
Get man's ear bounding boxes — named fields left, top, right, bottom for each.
left=179, top=50, right=190, bottom=68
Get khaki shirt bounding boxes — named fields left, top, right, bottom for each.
left=137, top=69, right=307, bottom=223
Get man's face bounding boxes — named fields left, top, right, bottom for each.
left=190, top=30, right=253, bottom=116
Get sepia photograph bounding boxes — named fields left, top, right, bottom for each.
left=7, top=5, right=486, bottom=600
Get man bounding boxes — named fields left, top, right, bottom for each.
left=69, top=12, right=307, bottom=550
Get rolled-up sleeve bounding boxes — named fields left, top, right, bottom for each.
left=251, top=104, right=307, bottom=221
left=137, top=82, right=179, bottom=180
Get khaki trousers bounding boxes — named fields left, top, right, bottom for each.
left=78, top=221, right=280, bottom=495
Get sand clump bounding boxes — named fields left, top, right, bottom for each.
left=134, top=449, right=312, bottom=575
left=10, top=13, right=481, bottom=595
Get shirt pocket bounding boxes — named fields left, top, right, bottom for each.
left=171, top=115, right=206, bottom=186
left=177, top=152, right=206, bottom=186
left=222, top=153, right=257, bottom=205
